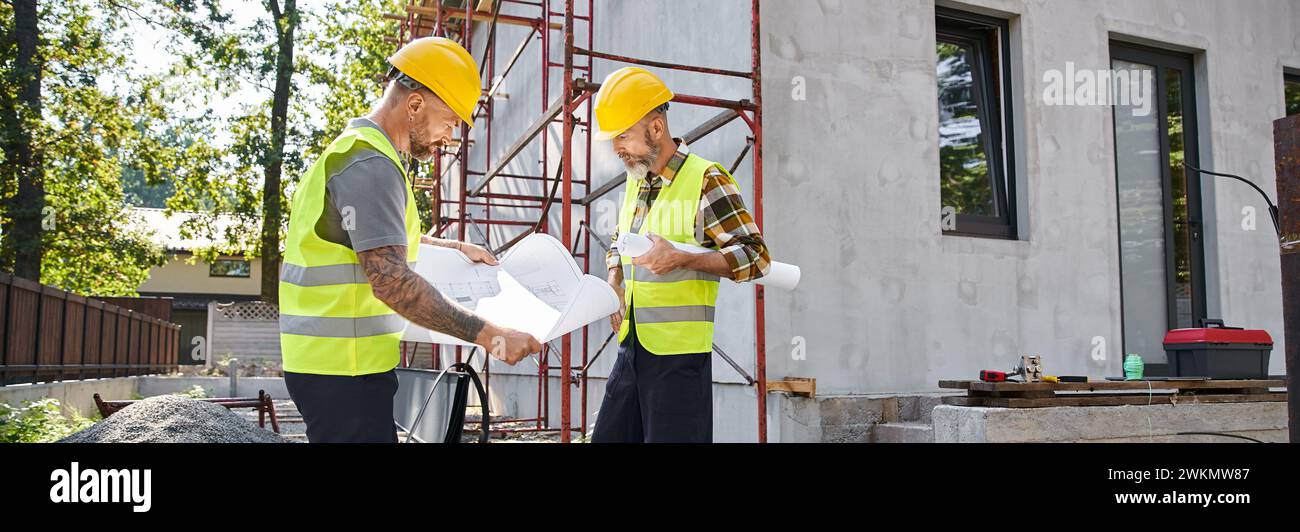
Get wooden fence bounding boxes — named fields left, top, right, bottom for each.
left=0, top=272, right=181, bottom=386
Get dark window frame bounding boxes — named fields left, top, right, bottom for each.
left=935, top=7, right=1018, bottom=239
left=208, top=258, right=252, bottom=278
left=1109, top=41, right=1204, bottom=377
left=1285, top=71, right=1300, bottom=117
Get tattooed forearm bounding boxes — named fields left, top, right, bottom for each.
left=357, top=244, right=487, bottom=344
left=420, top=235, right=463, bottom=250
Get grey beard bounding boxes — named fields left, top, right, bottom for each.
left=626, top=161, right=650, bottom=181
left=625, top=143, right=660, bottom=181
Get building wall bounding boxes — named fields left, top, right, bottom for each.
left=450, top=0, right=1298, bottom=440
left=760, top=0, right=1297, bottom=397
left=136, top=253, right=262, bottom=296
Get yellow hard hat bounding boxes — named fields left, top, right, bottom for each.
left=593, top=67, right=674, bottom=141
left=388, top=37, right=482, bottom=127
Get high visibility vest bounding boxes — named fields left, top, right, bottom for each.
left=617, top=153, right=725, bottom=355
left=278, top=126, right=420, bottom=376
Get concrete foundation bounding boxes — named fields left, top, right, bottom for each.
left=0, top=378, right=138, bottom=419
left=772, top=392, right=958, bottom=442
left=0, top=376, right=290, bottom=418
left=932, top=402, right=1289, bottom=442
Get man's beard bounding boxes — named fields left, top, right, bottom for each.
left=408, top=117, right=440, bottom=163
left=409, top=134, right=438, bottom=163
left=623, top=132, right=660, bottom=181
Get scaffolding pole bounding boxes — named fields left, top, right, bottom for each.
left=393, top=0, right=767, bottom=443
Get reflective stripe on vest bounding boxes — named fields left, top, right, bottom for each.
left=278, top=125, right=421, bottom=376
left=615, top=153, right=729, bottom=355
left=279, top=314, right=407, bottom=337
left=280, top=261, right=416, bottom=287
left=633, top=305, right=716, bottom=324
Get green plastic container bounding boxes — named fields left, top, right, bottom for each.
left=1123, top=354, right=1145, bottom=381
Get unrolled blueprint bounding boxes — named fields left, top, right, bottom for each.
left=402, top=233, right=621, bottom=346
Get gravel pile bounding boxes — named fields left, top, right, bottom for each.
left=59, top=395, right=286, bottom=443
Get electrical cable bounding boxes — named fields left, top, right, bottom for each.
left=405, top=354, right=491, bottom=444
left=1183, top=162, right=1282, bottom=237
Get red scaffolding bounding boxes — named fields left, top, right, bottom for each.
left=389, top=0, right=767, bottom=443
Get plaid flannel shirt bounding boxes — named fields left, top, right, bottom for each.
left=606, top=139, right=771, bottom=282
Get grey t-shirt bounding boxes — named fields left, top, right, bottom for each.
left=317, top=118, right=410, bottom=252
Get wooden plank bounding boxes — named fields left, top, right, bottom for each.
left=943, top=393, right=1286, bottom=408
left=4, top=278, right=38, bottom=384
left=90, top=300, right=107, bottom=379
left=1, top=275, right=9, bottom=384
left=969, top=389, right=1056, bottom=399
left=37, top=286, right=66, bottom=381
left=767, top=377, right=816, bottom=397
left=98, top=296, right=173, bottom=322
left=404, top=4, right=562, bottom=30
left=63, top=295, right=85, bottom=382
left=941, top=379, right=1285, bottom=393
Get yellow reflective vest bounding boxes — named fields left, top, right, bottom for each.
left=616, top=153, right=728, bottom=355
left=279, top=125, right=420, bottom=376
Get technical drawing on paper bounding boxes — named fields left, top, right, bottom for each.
left=403, top=233, right=619, bottom=347
left=433, top=280, right=501, bottom=306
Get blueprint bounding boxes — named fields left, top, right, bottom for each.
left=613, top=232, right=802, bottom=290
left=402, top=233, right=620, bottom=346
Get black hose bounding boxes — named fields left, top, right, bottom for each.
left=1175, top=431, right=1266, bottom=443
left=1183, top=163, right=1282, bottom=237
left=443, top=362, right=490, bottom=444
left=404, top=360, right=491, bottom=444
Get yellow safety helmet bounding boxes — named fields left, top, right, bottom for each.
left=593, top=67, right=674, bottom=141
left=388, top=37, right=482, bottom=127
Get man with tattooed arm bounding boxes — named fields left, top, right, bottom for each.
left=277, top=37, right=541, bottom=443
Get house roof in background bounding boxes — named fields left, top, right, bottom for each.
left=128, top=207, right=247, bottom=253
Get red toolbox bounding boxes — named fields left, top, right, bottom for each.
left=1162, top=321, right=1273, bottom=379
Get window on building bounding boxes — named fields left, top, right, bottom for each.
left=1286, top=72, right=1300, bottom=117
left=209, top=258, right=251, bottom=278
left=935, top=8, right=1017, bottom=238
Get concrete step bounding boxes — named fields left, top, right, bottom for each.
left=897, top=395, right=949, bottom=424
left=868, top=421, right=934, bottom=443
left=818, top=393, right=959, bottom=426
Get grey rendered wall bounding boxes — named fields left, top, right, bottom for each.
left=447, top=0, right=1297, bottom=440
left=760, top=0, right=1297, bottom=398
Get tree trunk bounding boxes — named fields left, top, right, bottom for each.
left=1, top=0, right=45, bottom=281
left=260, top=0, right=296, bottom=304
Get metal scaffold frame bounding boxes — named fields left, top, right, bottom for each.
left=388, top=0, right=767, bottom=443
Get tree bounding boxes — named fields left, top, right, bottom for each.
left=1, top=0, right=408, bottom=297
left=162, top=0, right=403, bottom=304
left=0, top=0, right=191, bottom=295
left=260, top=0, right=296, bottom=303
left=0, top=0, right=45, bottom=281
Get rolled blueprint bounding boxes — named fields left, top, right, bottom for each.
left=614, top=233, right=801, bottom=290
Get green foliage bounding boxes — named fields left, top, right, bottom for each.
left=0, top=0, right=177, bottom=295
left=0, top=398, right=97, bottom=443
left=154, top=0, right=407, bottom=265
left=1287, top=78, right=1300, bottom=117
left=1, top=0, right=407, bottom=293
